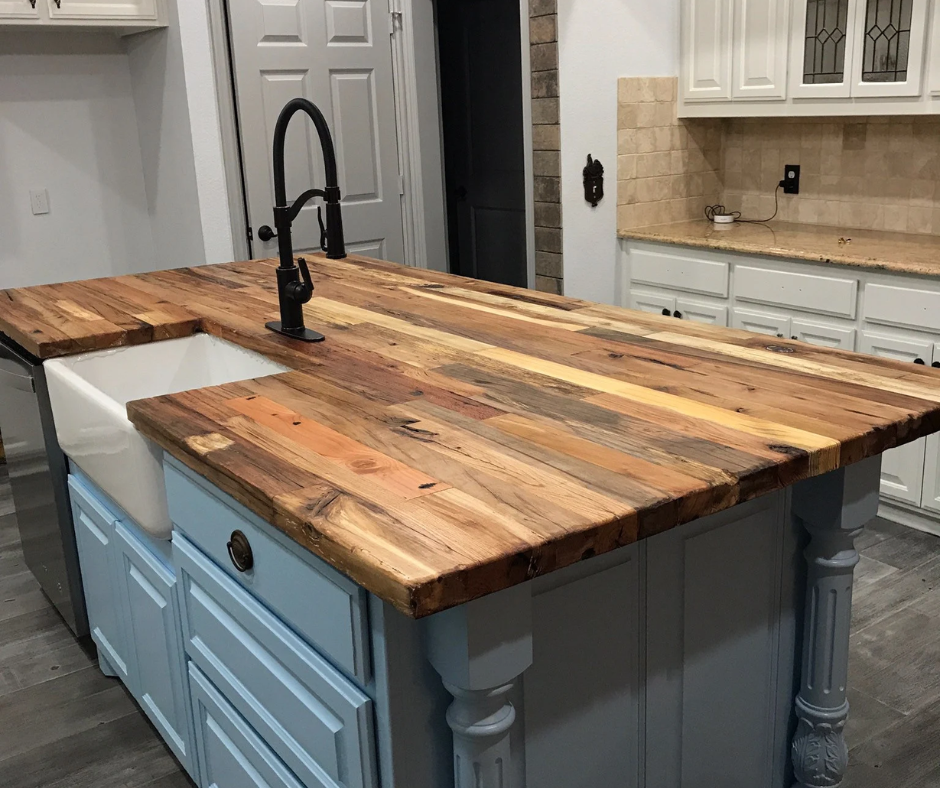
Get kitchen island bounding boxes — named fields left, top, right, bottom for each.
left=3, top=255, right=940, bottom=787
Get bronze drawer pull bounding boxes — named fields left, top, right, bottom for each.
left=227, top=530, right=254, bottom=572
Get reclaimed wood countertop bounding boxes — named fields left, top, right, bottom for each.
left=620, top=220, right=940, bottom=278
left=3, top=256, right=940, bottom=617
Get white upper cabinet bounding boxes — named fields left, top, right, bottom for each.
left=46, top=0, right=159, bottom=22
left=733, top=0, right=791, bottom=99
left=849, top=0, right=929, bottom=97
left=0, top=0, right=41, bottom=20
left=930, top=0, right=940, bottom=94
left=789, top=0, right=860, bottom=97
left=681, top=0, right=734, bottom=101
left=0, top=0, right=163, bottom=28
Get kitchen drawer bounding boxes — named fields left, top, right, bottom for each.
left=864, top=283, right=940, bottom=333
left=629, top=246, right=730, bottom=297
left=859, top=332, right=933, bottom=365
left=735, top=266, right=858, bottom=318
left=675, top=298, right=728, bottom=326
left=175, top=534, right=378, bottom=788
left=189, top=663, right=305, bottom=788
left=165, top=460, right=370, bottom=683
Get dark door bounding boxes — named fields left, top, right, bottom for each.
left=437, top=0, right=528, bottom=287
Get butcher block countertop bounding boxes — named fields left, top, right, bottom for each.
left=619, top=220, right=940, bottom=277
left=3, top=256, right=940, bottom=617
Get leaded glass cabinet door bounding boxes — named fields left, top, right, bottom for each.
left=850, top=0, right=929, bottom=97
left=789, top=0, right=861, bottom=97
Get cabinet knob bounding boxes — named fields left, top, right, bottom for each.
left=661, top=308, right=671, bottom=316
left=673, top=310, right=683, bottom=319
left=776, top=333, right=784, bottom=338
left=227, top=530, right=254, bottom=572
left=915, top=358, right=926, bottom=365
left=791, top=335, right=798, bottom=340
left=933, top=362, right=940, bottom=369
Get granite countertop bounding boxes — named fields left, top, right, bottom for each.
left=619, top=220, right=940, bottom=277
left=2, top=256, right=940, bottom=617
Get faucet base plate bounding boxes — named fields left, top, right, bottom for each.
left=265, top=321, right=325, bottom=343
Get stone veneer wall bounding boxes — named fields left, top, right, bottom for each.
left=530, top=0, right=563, bottom=294
left=617, top=77, right=722, bottom=231
left=722, top=117, right=940, bottom=234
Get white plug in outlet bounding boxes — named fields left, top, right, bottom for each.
left=30, top=189, right=50, bottom=216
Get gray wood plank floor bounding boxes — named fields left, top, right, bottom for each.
left=0, top=466, right=194, bottom=787
left=2, top=463, right=939, bottom=786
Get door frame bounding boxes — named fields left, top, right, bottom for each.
left=206, top=0, right=534, bottom=285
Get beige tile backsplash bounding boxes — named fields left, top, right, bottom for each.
left=617, top=76, right=940, bottom=235
left=617, top=77, right=722, bottom=230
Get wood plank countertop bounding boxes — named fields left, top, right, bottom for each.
left=619, top=220, right=940, bottom=278
left=3, top=256, right=940, bottom=617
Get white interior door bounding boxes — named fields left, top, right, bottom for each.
left=228, top=0, right=405, bottom=263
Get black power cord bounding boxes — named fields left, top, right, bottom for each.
left=705, top=181, right=784, bottom=225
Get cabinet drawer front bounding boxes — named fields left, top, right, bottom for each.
left=165, top=461, right=369, bottom=683
left=864, top=284, right=940, bottom=333
left=790, top=319, right=856, bottom=350
left=175, top=535, right=377, bottom=788
left=189, top=664, right=306, bottom=788
left=859, top=332, right=933, bottom=364
left=735, top=266, right=858, bottom=318
left=732, top=307, right=790, bottom=337
left=630, top=247, right=730, bottom=296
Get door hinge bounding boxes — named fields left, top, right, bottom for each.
left=247, top=226, right=253, bottom=242
left=388, top=10, right=402, bottom=35
left=398, top=174, right=405, bottom=195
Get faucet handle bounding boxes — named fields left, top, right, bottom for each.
left=317, top=205, right=328, bottom=252
left=296, top=257, right=314, bottom=303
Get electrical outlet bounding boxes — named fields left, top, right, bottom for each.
left=30, top=189, right=50, bottom=216
left=782, top=165, right=800, bottom=195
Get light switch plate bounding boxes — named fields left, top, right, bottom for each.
left=30, top=189, right=50, bottom=216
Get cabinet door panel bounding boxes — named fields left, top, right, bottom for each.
left=732, top=307, right=790, bottom=337
left=629, top=289, right=676, bottom=316
left=791, top=318, right=856, bottom=350
left=116, top=522, right=193, bottom=773
left=733, top=0, right=790, bottom=98
left=920, top=434, right=940, bottom=514
left=68, top=476, right=131, bottom=683
left=681, top=0, right=734, bottom=101
left=859, top=332, right=929, bottom=504
left=850, top=0, right=929, bottom=97
left=790, top=0, right=860, bottom=98
left=930, top=1, right=940, bottom=95
left=0, top=0, right=40, bottom=19
left=47, top=0, right=157, bottom=20
left=676, top=298, right=729, bottom=326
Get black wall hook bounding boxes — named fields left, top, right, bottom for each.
left=583, top=155, right=604, bottom=207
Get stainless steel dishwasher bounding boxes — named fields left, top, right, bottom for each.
left=0, top=334, right=88, bottom=636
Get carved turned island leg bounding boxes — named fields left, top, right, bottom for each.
left=425, top=584, right=533, bottom=788
left=790, top=455, right=882, bottom=788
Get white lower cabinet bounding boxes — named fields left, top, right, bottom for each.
left=630, top=290, right=676, bottom=316
left=675, top=298, right=728, bottom=326
left=732, top=307, right=790, bottom=337
left=790, top=319, right=856, bottom=350
left=0, top=0, right=39, bottom=19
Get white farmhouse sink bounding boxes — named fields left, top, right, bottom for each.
left=45, top=334, right=289, bottom=539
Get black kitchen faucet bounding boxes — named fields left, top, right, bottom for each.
left=258, top=98, right=346, bottom=343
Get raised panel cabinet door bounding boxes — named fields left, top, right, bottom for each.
left=115, top=522, right=194, bottom=775
left=731, top=306, right=791, bottom=337
left=732, top=0, right=791, bottom=98
left=645, top=495, right=798, bottom=786
left=790, top=318, right=856, bottom=349
left=920, top=434, right=940, bottom=514
left=227, top=0, right=405, bottom=263
left=789, top=0, right=861, bottom=98
left=681, top=0, right=734, bottom=100
left=46, top=0, right=157, bottom=20
left=860, top=331, right=930, bottom=504
left=675, top=297, right=729, bottom=325
left=68, top=476, right=131, bottom=684
left=629, top=289, right=676, bottom=316
left=0, top=0, right=41, bottom=20
left=850, top=0, right=929, bottom=97
left=929, top=0, right=940, bottom=94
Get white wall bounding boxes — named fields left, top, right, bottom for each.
left=0, top=33, right=157, bottom=289
left=558, top=0, right=679, bottom=304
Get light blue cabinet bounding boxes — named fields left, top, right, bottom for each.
left=69, top=475, right=132, bottom=684
left=115, top=520, right=195, bottom=772
left=68, top=472, right=196, bottom=779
